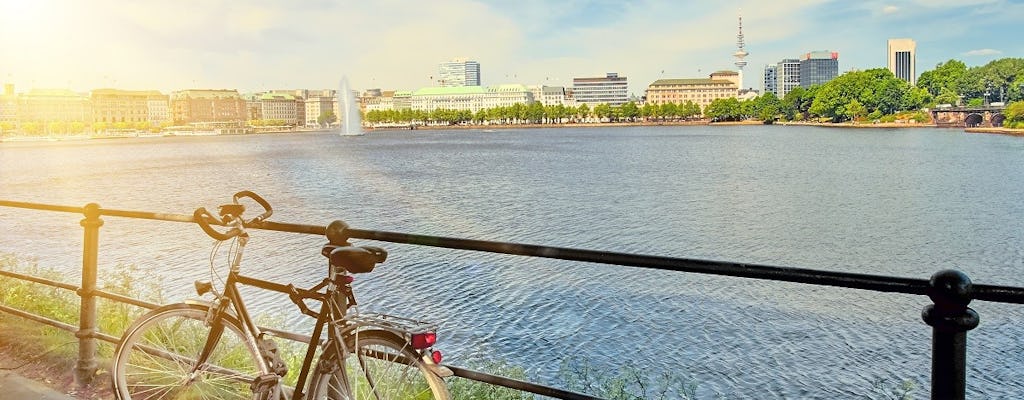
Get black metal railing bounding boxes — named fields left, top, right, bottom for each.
left=2, top=199, right=1024, bottom=400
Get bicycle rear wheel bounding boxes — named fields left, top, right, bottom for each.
left=306, top=330, right=450, bottom=400
left=111, top=303, right=267, bottom=400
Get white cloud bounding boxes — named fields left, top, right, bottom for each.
left=882, top=5, right=900, bottom=13
left=962, top=48, right=1002, bottom=56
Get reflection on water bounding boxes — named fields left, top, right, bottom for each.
left=2, top=126, right=1023, bottom=398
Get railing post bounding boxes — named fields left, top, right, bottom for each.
left=921, top=270, right=979, bottom=400
left=75, top=203, right=103, bottom=386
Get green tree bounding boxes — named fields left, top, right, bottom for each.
left=705, top=98, right=742, bottom=121
left=619, top=101, right=639, bottom=122
left=846, top=99, right=867, bottom=121
left=682, top=101, right=701, bottom=119
left=1004, top=101, right=1024, bottom=128
left=659, top=102, right=678, bottom=121
left=593, top=104, right=612, bottom=121
left=917, top=59, right=967, bottom=97
left=577, top=104, right=590, bottom=121
left=525, top=102, right=544, bottom=123
left=318, top=110, right=337, bottom=126
left=754, top=93, right=782, bottom=123
left=957, top=58, right=1024, bottom=104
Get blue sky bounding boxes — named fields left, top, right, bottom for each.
left=1, top=0, right=1021, bottom=95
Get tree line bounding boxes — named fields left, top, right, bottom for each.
left=364, top=100, right=707, bottom=125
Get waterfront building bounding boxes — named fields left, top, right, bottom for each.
left=484, top=84, right=534, bottom=109
left=393, top=91, right=413, bottom=111
left=410, top=84, right=533, bottom=113
left=363, top=90, right=396, bottom=112
left=170, top=89, right=247, bottom=125
left=304, top=92, right=337, bottom=127
left=147, top=97, right=169, bottom=126
left=90, top=89, right=168, bottom=126
left=242, top=93, right=262, bottom=120
left=259, top=93, right=299, bottom=125
left=777, top=58, right=801, bottom=98
left=763, top=65, right=777, bottom=96
left=0, top=84, right=17, bottom=130
left=528, top=85, right=569, bottom=106
left=18, top=89, right=92, bottom=125
left=799, top=51, right=839, bottom=88
left=267, top=89, right=306, bottom=125
left=888, top=38, right=916, bottom=85
left=644, top=71, right=739, bottom=112
left=572, top=73, right=628, bottom=106
left=439, top=58, right=481, bottom=87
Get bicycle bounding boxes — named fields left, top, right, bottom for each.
left=111, top=191, right=452, bottom=399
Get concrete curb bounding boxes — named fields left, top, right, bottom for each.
left=0, top=370, right=75, bottom=400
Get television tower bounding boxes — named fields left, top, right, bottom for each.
left=733, top=12, right=749, bottom=91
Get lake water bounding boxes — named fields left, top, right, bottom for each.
left=1, top=126, right=1023, bottom=399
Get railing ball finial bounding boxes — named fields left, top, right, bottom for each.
left=82, top=203, right=102, bottom=223
left=927, top=269, right=974, bottom=308
left=326, top=220, right=351, bottom=245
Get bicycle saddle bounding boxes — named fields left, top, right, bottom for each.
left=322, top=245, right=388, bottom=274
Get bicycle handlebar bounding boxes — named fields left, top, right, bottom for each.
left=232, top=190, right=273, bottom=224
left=193, top=207, right=241, bottom=240
left=193, top=191, right=274, bottom=241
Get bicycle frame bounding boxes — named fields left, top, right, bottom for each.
left=194, top=233, right=437, bottom=400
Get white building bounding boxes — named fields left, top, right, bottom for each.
left=259, top=93, right=298, bottom=125
left=572, top=73, right=628, bottom=106
left=776, top=59, right=801, bottom=98
left=147, top=97, right=169, bottom=126
left=410, top=84, right=533, bottom=112
left=528, top=85, right=569, bottom=106
left=304, top=93, right=336, bottom=127
left=888, top=38, right=917, bottom=85
left=439, top=58, right=481, bottom=87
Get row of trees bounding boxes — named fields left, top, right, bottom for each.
left=917, top=58, right=1024, bottom=106
left=364, top=100, right=707, bottom=126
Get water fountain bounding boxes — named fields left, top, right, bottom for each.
left=338, top=77, right=363, bottom=136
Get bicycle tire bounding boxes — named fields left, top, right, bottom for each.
left=111, top=303, right=268, bottom=400
left=305, top=330, right=451, bottom=400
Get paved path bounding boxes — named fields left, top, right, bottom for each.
left=0, top=370, right=75, bottom=400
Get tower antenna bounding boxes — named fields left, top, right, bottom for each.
left=733, top=10, right=749, bottom=91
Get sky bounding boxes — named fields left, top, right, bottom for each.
left=1, top=0, right=1022, bottom=96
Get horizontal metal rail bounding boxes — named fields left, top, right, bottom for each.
left=4, top=200, right=1023, bottom=303
left=3, top=198, right=1024, bottom=399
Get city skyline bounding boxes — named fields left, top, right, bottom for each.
left=1, top=0, right=1021, bottom=95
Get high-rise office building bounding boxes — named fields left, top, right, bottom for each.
left=887, top=38, right=916, bottom=85
left=572, top=73, right=628, bottom=106
left=777, top=59, right=801, bottom=98
left=799, top=51, right=839, bottom=88
left=439, top=58, right=481, bottom=87
left=763, top=65, right=777, bottom=96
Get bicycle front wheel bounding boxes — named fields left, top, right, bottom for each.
left=111, top=303, right=266, bottom=400
left=306, top=330, right=450, bottom=400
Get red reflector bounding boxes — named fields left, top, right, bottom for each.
left=410, top=332, right=436, bottom=349
left=431, top=350, right=443, bottom=364
left=342, top=276, right=354, bottom=283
